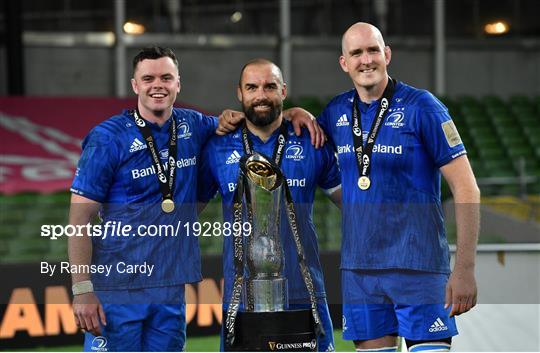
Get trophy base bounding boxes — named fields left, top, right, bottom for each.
left=224, top=309, right=316, bottom=352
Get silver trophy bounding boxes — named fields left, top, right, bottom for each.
left=240, top=153, right=288, bottom=312
left=225, top=152, right=321, bottom=351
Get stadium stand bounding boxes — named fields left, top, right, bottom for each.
left=0, top=192, right=69, bottom=263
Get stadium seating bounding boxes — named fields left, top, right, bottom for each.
left=0, top=192, right=70, bottom=263
left=449, top=94, right=540, bottom=193
left=288, top=93, right=540, bottom=193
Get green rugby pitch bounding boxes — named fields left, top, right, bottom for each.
left=2, top=329, right=354, bottom=352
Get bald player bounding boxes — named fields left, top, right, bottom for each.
left=317, top=22, right=480, bottom=352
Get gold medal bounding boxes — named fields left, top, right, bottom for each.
left=161, top=199, right=175, bottom=213
left=357, top=176, right=371, bottom=190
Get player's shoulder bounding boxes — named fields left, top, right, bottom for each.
left=325, top=89, right=356, bottom=109
left=173, top=107, right=201, bottom=118
left=173, top=107, right=216, bottom=121
left=95, top=111, right=130, bottom=132
left=284, top=121, right=311, bottom=146
left=173, top=107, right=218, bottom=141
left=283, top=122, right=330, bottom=161
left=85, top=111, right=131, bottom=145
left=206, top=125, right=242, bottom=148
left=396, top=81, right=447, bottom=113
left=201, top=127, right=243, bottom=168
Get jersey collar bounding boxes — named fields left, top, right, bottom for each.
left=246, top=119, right=289, bottom=145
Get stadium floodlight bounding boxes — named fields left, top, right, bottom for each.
left=123, top=21, right=146, bottom=35
left=484, top=21, right=509, bottom=35
left=230, top=11, right=243, bottom=23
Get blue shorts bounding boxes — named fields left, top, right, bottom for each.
left=289, top=299, right=335, bottom=351
left=83, top=286, right=186, bottom=352
left=341, top=270, right=458, bottom=341
left=220, top=298, right=335, bottom=351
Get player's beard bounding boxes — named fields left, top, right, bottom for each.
left=243, top=99, right=282, bottom=127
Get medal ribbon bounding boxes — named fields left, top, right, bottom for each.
left=351, top=78, right=396, bottom=183
left=241, top=120, right=289, bottom=166
left=132, top=109, right=177, bottom=206
left=225, top=173, right=249, bottom=347
left=282, top=182, right=325, bottom=339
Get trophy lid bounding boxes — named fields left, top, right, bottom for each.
left=240, top=152, right=284, bottom=192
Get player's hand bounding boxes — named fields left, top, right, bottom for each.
left=445, top=266, right=477, bottom=317
left=283, top=107, right=326, bottom=148
left=73, top=292, right=107, bottom=336
left=217, top=109, right=245, bottom=135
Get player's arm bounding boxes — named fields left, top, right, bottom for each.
left=440, top=155, right=480, bottom=317
left=68, top=194, right=106, bottom=336
left=215, top=109, right=243, bottom=135
left=216, top=108, right=325, bottom=148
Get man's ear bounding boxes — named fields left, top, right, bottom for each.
left=237, top=86, right=243, bottom=102
left=339, top=55, right=349, bottom=73
left=281, top=83, right=287, bottom=100
left=131, top=78, right=139, bottom=95
left=384, top=46, right=392, bottom=66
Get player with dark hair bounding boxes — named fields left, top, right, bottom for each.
left=317, top=23, right=480, bottom=352
left=198, top=58, right=342, bottom=351
left=69, top=46, right=217, bottom=351
left=132, top=46, right=179, bottom=71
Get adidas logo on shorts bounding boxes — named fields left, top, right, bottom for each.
left=129, top=138, right=147, bottom=153
left=336, top=114, right=349, bottom=126
left=428, top=317, right=448, bottom=333
left=226, top=150, right=241, bottom=164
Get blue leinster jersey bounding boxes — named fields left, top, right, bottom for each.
left=319, top=81, right=466, bottom=274
left=71, top=108, right=217, bottom=290
left=198, top=122, right=341, bottom=302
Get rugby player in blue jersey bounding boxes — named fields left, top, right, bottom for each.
left=317, top=23, right=480, bottom=352
left=68, top=47, right=323, bottom=352
left=198, top=59, right=342, bottom=351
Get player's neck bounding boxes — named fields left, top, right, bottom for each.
left=355, top=75, right=389, bottom=104
left=246, top=115, right=283, bottom=142
left=137, top=105, right=173, bottom=127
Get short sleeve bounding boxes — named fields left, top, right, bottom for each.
left=195, top=112, right=219, bottom=144
left=317, top=144, right=341, bottom=191
left=415, top=93, right=467, bottom=168
left=70, top=128, right=120, bottom=202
